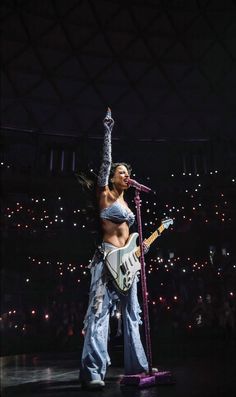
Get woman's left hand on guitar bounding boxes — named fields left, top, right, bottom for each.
left=142, top=242, right=150, bottom=255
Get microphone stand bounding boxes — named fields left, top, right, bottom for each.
left=134, top=187, right=153, bottom=376
left=120, top=186, right=174, bottom=387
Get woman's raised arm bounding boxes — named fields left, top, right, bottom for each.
left=97, top=108, right=114, bottom=188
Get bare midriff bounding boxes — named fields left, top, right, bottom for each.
left=101, top=219, right=129, bottom=248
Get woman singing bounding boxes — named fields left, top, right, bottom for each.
left=80, top=109, right=149, bottom=389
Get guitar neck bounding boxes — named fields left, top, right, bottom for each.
left=135, top=224, right=165, bottom=258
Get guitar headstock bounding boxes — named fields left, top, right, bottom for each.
left=161, top=217, right=174, bottom=229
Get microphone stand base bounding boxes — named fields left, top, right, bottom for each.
left=120, top=370, right=174, bottom=388
left=155, top=370, right=175, bottom=385
left=120, top=374, right=156, bottom=388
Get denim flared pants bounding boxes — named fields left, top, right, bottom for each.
left=80, top=243, right=148, bottom=381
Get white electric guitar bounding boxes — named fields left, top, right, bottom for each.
left=105, top=218, right=173, bottom=293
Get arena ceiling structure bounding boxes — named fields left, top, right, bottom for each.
left=1, top=0, right=236, bottom=141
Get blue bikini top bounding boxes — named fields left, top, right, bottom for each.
left=100, top=201, right=135, bottom=227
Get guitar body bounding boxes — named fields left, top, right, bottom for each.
left=105, top=218, right=173, bottom=294
left=105, top=233, right=140, bottom=294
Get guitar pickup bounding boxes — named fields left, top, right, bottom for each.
left=128, top=257, right=134, bottom=267
left=132, top=253, right=138, bottom=262
left=120, top=263, right=127, bottom=275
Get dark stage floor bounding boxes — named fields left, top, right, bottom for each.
left=1, top=345, right=236, bottom=397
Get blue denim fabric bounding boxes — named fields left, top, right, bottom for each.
left=80, top=243, right=148, bottom=381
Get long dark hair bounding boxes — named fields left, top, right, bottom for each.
left=75, top=162, right=132, bottom=192
left=75, top=162, right=132, bottom=245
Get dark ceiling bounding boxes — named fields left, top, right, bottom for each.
left=1, top=0, right=236, bottom=141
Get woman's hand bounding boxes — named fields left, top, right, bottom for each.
left=143, top=241, right=150, bottom=255
left=103, top=107, right=114, bottom=129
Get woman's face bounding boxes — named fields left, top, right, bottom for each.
left=111, top=165, right=130, bottom=189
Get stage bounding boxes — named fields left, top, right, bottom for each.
left=1, top=348, right=236, bottom=397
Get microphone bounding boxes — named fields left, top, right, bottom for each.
left=127, top=178, right=152, bottom=193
